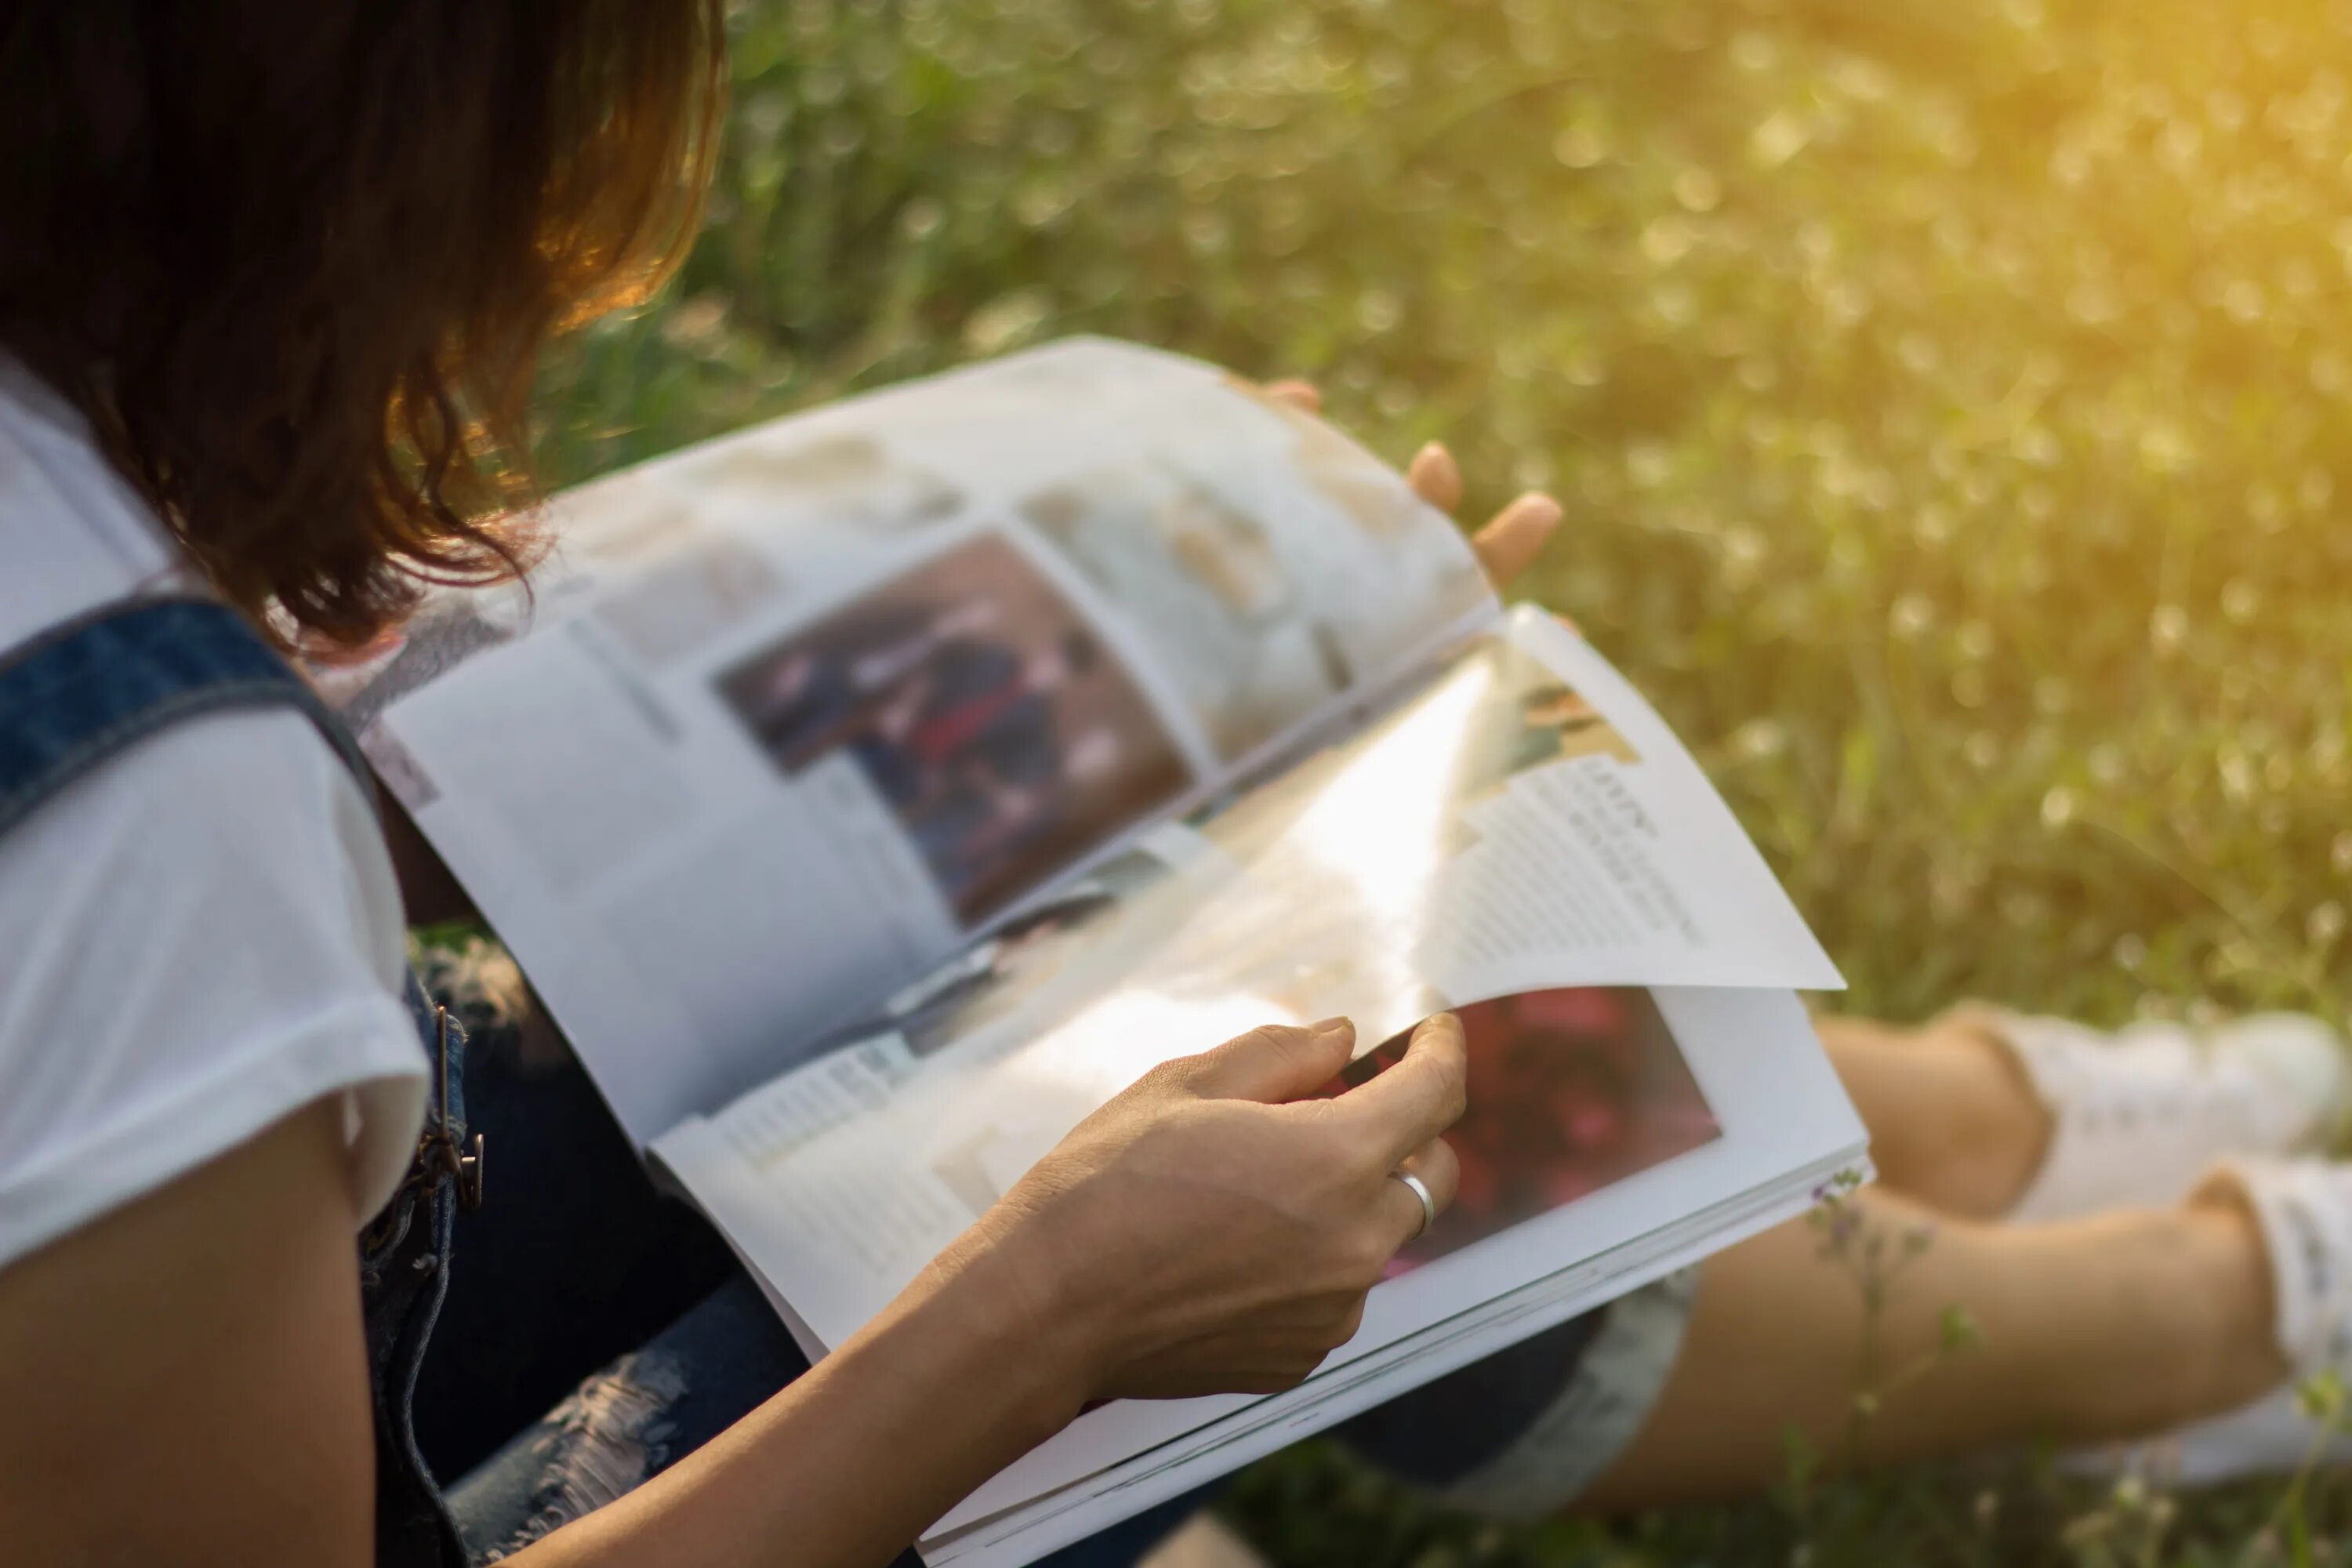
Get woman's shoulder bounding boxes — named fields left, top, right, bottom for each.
left=0, top=685, right=430, bottom=1275
left=0, top=370, right=429, bottom=1275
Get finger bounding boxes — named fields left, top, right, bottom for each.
left=1406, top=441, right=1464, bottom=514
left=1332, top=1013, right=1469, bottom=1163
left=1321, top=1294, right=1368, bottom=1352
left=1181, top=1017, right=1357, bottom=1104
left=1397, top=1134, right=1460, bottom=1220
left=1381, top=1134, right=1459, bottom=1248
left=1471, top=492, right=1563, bottom=588
left=1263, top=379, right=1322, bottom=413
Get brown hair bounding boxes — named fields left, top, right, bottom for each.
left=0, top=3, right=725, bottom=648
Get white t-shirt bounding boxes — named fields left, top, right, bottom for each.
left=0, top=358, right=427, bottom=1269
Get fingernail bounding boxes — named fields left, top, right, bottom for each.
left=1413, top=441, right=1446, bottom=466
left=1512, top=492, right=1563, bottom=524
left=1419, top=1012, right=1463, bottom=1036
left=1309, top=1016, right=1355, bottom=1040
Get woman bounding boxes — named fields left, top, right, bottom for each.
left=0, top=5, right=1545, bottom=1565
left=5, top=7, right=2350, bottom=1567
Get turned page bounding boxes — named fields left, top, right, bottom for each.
left=363, top=339, right=1494, bottom=1146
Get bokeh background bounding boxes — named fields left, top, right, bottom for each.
left=532, top=0, right=2352, bottom=1560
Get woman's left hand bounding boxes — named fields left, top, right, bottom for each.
left=1263, top=380, right=1563, bottom=591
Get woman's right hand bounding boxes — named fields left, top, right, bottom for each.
left=930, top=1013, right=1468, bottom=1406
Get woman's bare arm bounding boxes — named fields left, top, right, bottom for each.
left=0, top=1102, right=1069, bottom=1568
left=0, top=1016, right=1466, bottom=1568
left=0, top=1102, right=378, bottom=1565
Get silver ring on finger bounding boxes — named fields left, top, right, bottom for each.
left=1390, top=1169, right=1436, bottom=1241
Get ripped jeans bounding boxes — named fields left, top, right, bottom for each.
left=410, top=985, right=1196, bottom=1566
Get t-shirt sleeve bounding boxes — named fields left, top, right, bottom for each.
left=0, top=708, right=428, bottom=1269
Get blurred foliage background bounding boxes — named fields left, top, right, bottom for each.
left=535, top=0, right=2352, bottom=1559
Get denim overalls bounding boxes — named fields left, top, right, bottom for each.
left=0, top=596, right=479, bottom=1563
left=0, top=593, right=1223, bottom=1566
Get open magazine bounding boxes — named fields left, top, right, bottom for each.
left=361, top=339, right=1866, bottom=1566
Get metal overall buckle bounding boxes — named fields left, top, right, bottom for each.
left=359, top=1004, right=485, bottom=1258
left=413, top=1004, right=486, bottom=1212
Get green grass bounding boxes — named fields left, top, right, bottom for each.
left=531, top=0, right=2352, bottom=1560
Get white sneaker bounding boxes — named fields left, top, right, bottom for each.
left=2071, top=1157, right=2352, bottom=1484
left=1953, top=1007, right=2350, bottom=1225
left=1947, top=1010, right=2352, bottom=1483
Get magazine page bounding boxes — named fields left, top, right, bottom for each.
left=651, top=607, right=1849, bottom=1523
left=367, top=339, right=1493, bottom=1146
left=668, top=984, right=1863, bottom=1551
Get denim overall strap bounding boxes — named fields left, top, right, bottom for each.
left=0, top=594, right=472, bottom=1568
left=0, top=593, right=373, bottom=839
